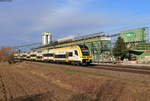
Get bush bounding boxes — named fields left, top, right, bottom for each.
left=0, top=47, right=15, bottom=63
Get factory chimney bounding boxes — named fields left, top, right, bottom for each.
left=41, top=32, right=52, bottom=45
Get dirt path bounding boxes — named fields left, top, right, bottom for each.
left=0, top=63, right=72, bottom=101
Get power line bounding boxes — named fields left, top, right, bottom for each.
left=14, top=42, right=41, bottom=49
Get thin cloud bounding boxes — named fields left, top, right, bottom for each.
left=0, top=0, right=150, bottom=46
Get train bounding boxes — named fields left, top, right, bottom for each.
left=14, top=45, right=92, bottom=65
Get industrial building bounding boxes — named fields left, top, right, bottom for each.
left=41, top=32, right=52, bottom=45
left=119, top=27, right=150, bottom=63
left=120, top=27, right=148, bottom=48
left=33, top=32, right=113, bottom=62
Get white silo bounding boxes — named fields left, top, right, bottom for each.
left=41, top=32, right=52, bottom=45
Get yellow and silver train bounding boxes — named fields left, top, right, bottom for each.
left=15, top=45, right=92, bottom=65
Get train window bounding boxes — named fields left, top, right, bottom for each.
left=27, top=56, right=30, bottom=58
left=79, top=45, right=88, bottom=49
left=82, top=50, right=89, bottom=56
left=37, top=56, right=42, bottom=59
left=68, top=52, right=73, bottom=57
left=79, top=45, right=90, bottom=56
left=43, top=53, right=53, bottom=57
left=43, top=54, right=47, bottom=57
left=55, top=54, right=66, bottom=58
left=82, top=52, right=89, bottom=56
left=30, top=54, right=36, bottom=57
left=74, top=50, right=78, bottom=56
left=37, top=51, right=42, bottom=53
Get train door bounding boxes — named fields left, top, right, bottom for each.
left=65, top=52, right=69, bottom=62
left=73, top=50, right=80, bottom=61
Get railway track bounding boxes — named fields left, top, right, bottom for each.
left=85, top=64, right=150, bottom=75
left=20, top=61, right=150, bottom=75
left=43, top=62, right=150, bottom=75
left=96, top=64, right=150, bottom=70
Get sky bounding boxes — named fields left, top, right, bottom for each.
left=0, top=0, right=150, bottom=46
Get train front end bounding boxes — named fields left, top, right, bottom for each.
left=78, top=45, right=92, bottom=65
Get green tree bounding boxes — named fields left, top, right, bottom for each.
left=113, top=37, right=128, bottom=60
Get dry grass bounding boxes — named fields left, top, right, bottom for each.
left=69, top=80, right=150, bottom=101
left=68, top=93, right=92, bottom=101
left=9, top=62, right=150, bottom=101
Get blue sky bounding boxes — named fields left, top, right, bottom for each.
left=0, top=0, right=150, bottom=46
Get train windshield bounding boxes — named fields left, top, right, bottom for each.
left=79, top=45, right=90, bottom=56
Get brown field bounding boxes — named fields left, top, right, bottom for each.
left=0, top=62, right=150, bottom=101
